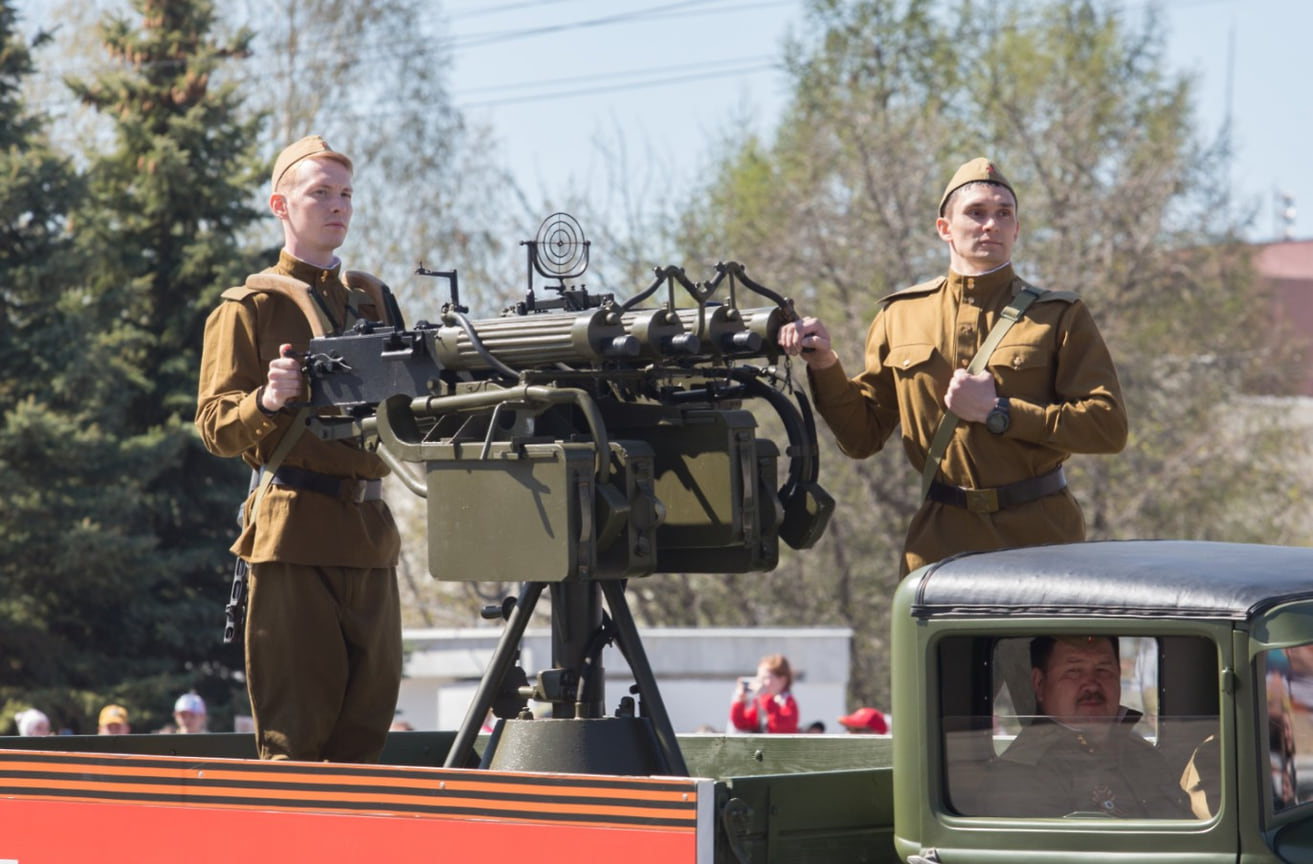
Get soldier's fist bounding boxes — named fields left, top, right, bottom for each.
left=778, top=317, right=837, bottom=369
left=261, top=343, right=302, bottom=412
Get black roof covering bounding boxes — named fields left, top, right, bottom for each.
left=910, top=540, right=1313, bottom=621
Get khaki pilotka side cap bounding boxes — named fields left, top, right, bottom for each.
left=938, top=156, right=1015, bottom=215
left=271, top=135, right=353, bottom=192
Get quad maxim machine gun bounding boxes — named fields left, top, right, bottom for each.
left=302, top=214, right=834, bottom=775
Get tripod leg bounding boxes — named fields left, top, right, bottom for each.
left=444, top=581, right=544, bottom=769
left=601, top=580, right=689, bottom=776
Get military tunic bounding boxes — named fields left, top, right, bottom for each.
left=196, top=250, right=402, bottom=762
left=979, top=714, right=1193, bottom=819
left=808, top=265, right=1127, bottom=574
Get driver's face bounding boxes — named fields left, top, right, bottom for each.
left=1034, top=637, right=1121, bottom=728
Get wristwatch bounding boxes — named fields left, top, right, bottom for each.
left=985, top=397, right=1011, bottom=435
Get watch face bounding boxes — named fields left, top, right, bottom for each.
left=986, top=407, right=1009, bottom=434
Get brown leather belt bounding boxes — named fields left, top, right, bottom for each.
left=927, top=466, right=1066, bottom=514
left=269, top=466, right=383, bottom=503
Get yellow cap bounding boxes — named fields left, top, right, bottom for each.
left=98, top=704, right=128, bottom=726
left=938, top=157, right=1014, bottom=215
left=271, top=135, right=353, bottom=192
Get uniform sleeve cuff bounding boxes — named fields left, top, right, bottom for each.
left=240, top=388, right=281, bottom=440
left=1006, top=397, right=1043, bottom=441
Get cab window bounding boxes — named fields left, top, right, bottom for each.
left=939, top=634, right=1217, bottom=820
left=1263, top=645, right=1313, bottom=813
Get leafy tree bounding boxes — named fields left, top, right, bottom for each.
left=656, top=0, right=1309, bottom=711
left=0, top=0, right=265, bottom=734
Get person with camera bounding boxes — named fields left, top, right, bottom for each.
left=730, top=654, right=800, bottom=733
left=778, top=157, right=1127, bottom=575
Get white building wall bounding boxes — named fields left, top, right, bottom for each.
left=396, top=626, right=852, bottom=734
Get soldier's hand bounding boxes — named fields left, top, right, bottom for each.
left=943, top=369, right=997, bottom=422
left=261, top=343, right=302, bottom=412
left=778, top=317, right=837, bottom=369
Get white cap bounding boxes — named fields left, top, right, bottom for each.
left=174, top=692, right=206, bottom=715
left=15, top=708, right=49, bottom=736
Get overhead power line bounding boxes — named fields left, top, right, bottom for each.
left=22, top=1, right=794, bottom=117
left=455, top=58, right=777, bottom=110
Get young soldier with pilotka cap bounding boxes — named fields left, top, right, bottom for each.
left=778, top=157, right=1127, bottom=575
left=195, top=135, right=402, bottom=761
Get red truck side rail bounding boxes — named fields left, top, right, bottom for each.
left=0, top=747, right=714, bottom=863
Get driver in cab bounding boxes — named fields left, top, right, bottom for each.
left=981, top=635, right=1193, bottom=818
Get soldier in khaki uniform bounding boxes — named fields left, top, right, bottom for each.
left=779, top=157, right=1127, bottom=574
left=196, top=135, right=402, bottom=761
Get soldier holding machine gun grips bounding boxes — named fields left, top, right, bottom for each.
left=196, top=135, right=402, bottom=761
left=778, top=157, right=1127, bottom=575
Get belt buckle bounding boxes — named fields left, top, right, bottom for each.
left=965, top=488, right=999, bottom=514
left=350, top=479, right=367, bottom=503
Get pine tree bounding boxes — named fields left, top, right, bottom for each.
left=0, top=0, right=102, bottom=730
left=0, top=0, right=265, bottom=733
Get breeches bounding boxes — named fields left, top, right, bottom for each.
left=245, top=561, right=402, bottom=762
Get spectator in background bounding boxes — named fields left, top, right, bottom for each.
left=98, top=704, right=131, bottom=735
left=838, top=706, right=890, bottom=734
left=805, top=720, right=827, bottom=734
left=730, top=654, right=800, bottom=733
left=15, top=708, right=50, bottom=737
left=173, top=692, right=207, bottom=734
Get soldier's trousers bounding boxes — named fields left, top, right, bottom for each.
left=245, top=561, right=401, bottom=761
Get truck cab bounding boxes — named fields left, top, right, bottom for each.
left=892, top=539, right=1313, bottom=864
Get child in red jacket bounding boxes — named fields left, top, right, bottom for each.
left=730, top=654, right=799, bottom=733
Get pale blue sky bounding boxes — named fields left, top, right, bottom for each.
left=12, top=0, right=1309, bottom=241
left=446, top=0, right=1311, bottom=242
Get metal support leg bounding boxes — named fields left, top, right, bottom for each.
left=601, top=580, right=689, bottom=776
left=444, top=581, right=545, bottom=769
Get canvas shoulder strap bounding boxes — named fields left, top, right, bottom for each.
left=344, top=270, right=402, bottom=328
left=246, top=406, right=311, bottom=526
left=229, top=273, right=334, bottom=338
left=222, top=274, right=324, bottom=523
left=918, top=284, right=1045, bottom=501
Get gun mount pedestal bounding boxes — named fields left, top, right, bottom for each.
left=444, top=579, right=687, bottom=777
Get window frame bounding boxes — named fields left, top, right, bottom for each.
left=933, top=628, right=1222, bottom=825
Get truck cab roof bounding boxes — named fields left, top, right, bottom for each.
left=909, top=540, right=1313, bottom=622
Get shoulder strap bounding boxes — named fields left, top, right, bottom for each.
left=246, top=406, right=311, bottom=526
left=919, top=284, right=1045, bottom=501
left=1033, top=289, right=1079, bottom=304
left=344, top=270, right=403, bottom=328
left=875, top=276, right=945, bottom=311
left=240, top=273, right=333, bottom=337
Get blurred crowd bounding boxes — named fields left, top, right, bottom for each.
left=10, top=691, right=212, bottom=737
